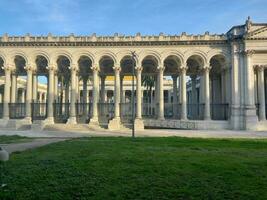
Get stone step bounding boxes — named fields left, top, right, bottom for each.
left=43, top=124, right=105, bottom=132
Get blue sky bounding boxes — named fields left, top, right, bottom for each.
left=0, top=0, right=267, bottom=36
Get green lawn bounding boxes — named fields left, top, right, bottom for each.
left=0, top=135, right=33, bottom=144
left=1, top=137, right=267, bottom=200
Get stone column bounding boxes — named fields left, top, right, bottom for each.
left=100, top=75, right=106, bottom=103
left=191, top=75, right=197, bottom=118
left=67, top=67, right=77, bottom=124
left=180, top=66, right=187, bottom=120
left=257, top=65, right=266, bottom=121
left=172, top=75, right=178, bottom=118
left=204, top=66, right=211, bottom=120
left=32, top=72, right=37, bottom=102
left=46, top=66, right=55, bottom=123
left=82, top=76, right=88, bottom=116
left=89, top=66, right=100, bottom=126
left=114, top=65, right=121, bottom=119
left=3, top=66, right=11, bottom=120
left=11, top=73, right=17, bottom=103
left=108, top=65, right=121, bottom=130
left=120, top=76, right=124, bottom=103
left=244, top=50, right=257, bottom=129
left=158, top=67, right=164, bottom=120
left=54, top=73, right=58, bottom=102
left=24, top=66, right=33, bottom=121
left=134, top=66, right=144, bottom=130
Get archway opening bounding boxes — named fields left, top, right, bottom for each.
left=210, top=54, right=228, bottom=120
left=164, top=55, right=181, bottom=119
left=142, top=55, right=158, bottom=118
left=186, top=55, right=204, bottom=120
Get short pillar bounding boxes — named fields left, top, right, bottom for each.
left=32, top=73, right=37, bottom=102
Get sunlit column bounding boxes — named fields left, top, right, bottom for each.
left=113, top=65, right=121, bottom=119
left=180, top=66, right=187, bottom=120
left=136, top=66, right=142, bottom=119
left=172, top=75, right=178, bottom=118
left=158, top=66, right=164, bottom=120
left=54, top=73, right=58, bottom=102
left=11, top=73, right=17, bottom=103
left=3, top=66, right=11, bottom=119
left=204, top=66, right=211, bottom=120
left=67, top=67, right=77, bottom=124
left=257, top=65, right=266, bottom=121
left=24, top=66, right=33, bottom=120
left=120, top=75, right=124, bottom=104
left=91, top=66, right=100, bottom=122
left=46, top=66, right=55, bottom=122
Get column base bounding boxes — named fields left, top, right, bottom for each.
left=108, top=117, right=121, bottom=131
left=88, top=117, right=100, bottom=128
left=134, top=118, right=144, bottom=131
left=244, top=106, right=258, bottom=130
left=43, top=117, right=54, bottom=125
left=67, top=117, right=77, bottom=124
left=0, top=118, right=9, bottom=128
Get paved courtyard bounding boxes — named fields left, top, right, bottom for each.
left=1, top=129, right=267, bottom=139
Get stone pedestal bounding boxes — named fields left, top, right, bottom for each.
left=134, top=118, right=144, bottom=131
left=108, top=117, right=121, bottom=131
left=244, top=106, right=258, bottom=130
left=67, top=117, right=77, bottom=124
left=88, top=117, right=99, bottom=128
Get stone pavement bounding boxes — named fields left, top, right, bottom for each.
left=0, top=138, right=67, bottom=154
left=0, top=129, right=267, bottom=139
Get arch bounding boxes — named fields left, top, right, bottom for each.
left=96, top=50, right=117, bottom=64
left=73, top=51, right=95, bottom=66
left=116, top=50, right=140, bottom=66
left=207, top=49, right=229, bottom=63
left=161, top=50, right=185, bottom=65
left=31, top=50, right=51, bottom=66
left=51, top=50, right=73, bottom=66
left=8, top=50, right=28, bottom=66
left=139, top=50, right=161, bottom=65
left=120, top=55, right=134, bottom=75
left=184, top=50, right=207, bottom=66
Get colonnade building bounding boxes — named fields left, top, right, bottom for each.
left=0, top=17, right=267, bottom=131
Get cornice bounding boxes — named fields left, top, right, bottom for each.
left=0, top=40, right=228, bottom=47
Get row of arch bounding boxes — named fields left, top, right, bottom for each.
left=0, top=50, right=229, bottom=77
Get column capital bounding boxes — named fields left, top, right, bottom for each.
left=91, top=65, right=100, bottom=72
left=113, top=65, right=121, bottom=72
left=255, top=65, right=266, bottom=72
left=46, top=66, right=56, bottom=72
left=135, top=66, right=143, bottom=72
left=203, top=65, right=212, bottom=72
left=179, top=65, right=188, bottom=73
left=157, top=66, right=165, bottom=72
left=24, top=66, right=34, bottom=72
left=2, top=64, right=13, bottom=72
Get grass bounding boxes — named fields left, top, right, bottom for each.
left=1, top=137, right=267, bottom=200
left=0, top=135, right=33, bottom=144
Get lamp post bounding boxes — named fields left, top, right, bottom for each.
left=131, top=51, right=137, bottom=138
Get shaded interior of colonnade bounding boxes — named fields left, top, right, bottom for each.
left=186, top=55, right=204, bottom=120
left=141, top=55, right=158, bottom=119
left=9, top=55, right=27, bottom=119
